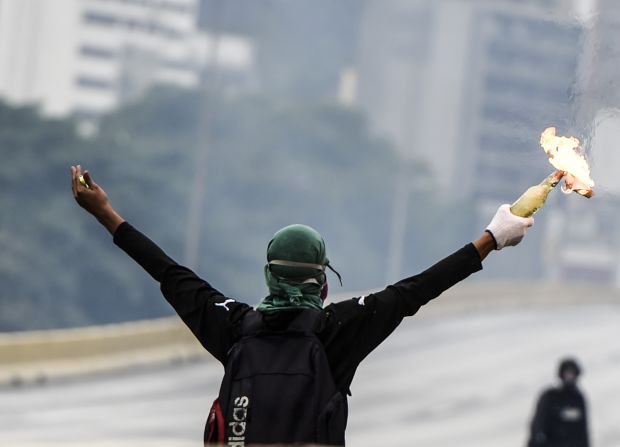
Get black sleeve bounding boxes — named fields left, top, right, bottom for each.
left=527, top=390, right=551, bottom=447
left=113, top=222, right=250, bottom=363
left=318, top=243, right=482, bottom=392
left=112, top=221, right=176, bottom=282
left=579, top=392, right=590, bottom=447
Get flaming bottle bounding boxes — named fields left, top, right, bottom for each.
left=510, top=171, right=564, bottom=218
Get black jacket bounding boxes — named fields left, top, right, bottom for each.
left=113, top=222, right=483, bottom=443
left=527, top=384, right=590, bottom=447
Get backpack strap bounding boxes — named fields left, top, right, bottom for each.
left=235, top=309, right=321, bottom=340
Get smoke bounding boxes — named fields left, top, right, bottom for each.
left=568, top=0, right=620, bottom=197
left=588, top=107, right=620, bottom=197
left=573, top=0, right=599, bottom=28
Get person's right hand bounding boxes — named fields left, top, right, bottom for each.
left=70, top=165, right=110, bottom=217
left=71, top=165, right=125, bottom=235
left=486, top=204, right=534, bottom=250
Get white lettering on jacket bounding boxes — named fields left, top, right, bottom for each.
left=561, top=407, right=582, bottom=421
left=227, top=395, right=249, bottom=446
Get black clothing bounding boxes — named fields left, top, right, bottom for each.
left=213, top=309, right=346, bottom=446
left=113, top=222, right=483, bottom=443
left=527, top=384, right=590, bottom=447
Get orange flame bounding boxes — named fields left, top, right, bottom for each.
left=540, top=127, right=594, bottom=197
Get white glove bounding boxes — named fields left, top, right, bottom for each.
left=486, top=204, right=534, bottom=250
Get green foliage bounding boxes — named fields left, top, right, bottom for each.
left=0, top=88, right=422, bottom=330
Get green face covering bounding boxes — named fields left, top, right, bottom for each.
left=257, top=224, right=328, bottom=314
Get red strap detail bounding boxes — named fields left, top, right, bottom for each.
left=205, top=398, right=225, bottom=445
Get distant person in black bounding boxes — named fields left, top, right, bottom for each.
left=70, top=165, right=535, bottom=446
left=527, top=358, right=590, bottom=447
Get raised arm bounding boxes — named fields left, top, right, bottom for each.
left=70, top=165, right=249, bottom=363
left=71, top=164, right=176, bottom=281
left=376, top=202, right=535, bottom=310
left=320, top=203, right=535, bottom=386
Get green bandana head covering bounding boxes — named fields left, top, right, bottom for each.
left=258, top=224, right=329, bottom=314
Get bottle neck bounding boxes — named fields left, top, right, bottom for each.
left=541, top=171, right=564, bottom=188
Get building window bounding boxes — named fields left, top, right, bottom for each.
left=80, top=45, right=117, bottom=60
left=83, top=11, right=117, bottom=27
left=76, top=75, right=115, bottom=90
left=487, top=42, right=575, bottom=73
left=90, top=0, right=194, bottom=14
left=162, top=59, right=198, bottom=71
left=83, top=10, right=184, bottom=39
left=484, top=74, right=568, bottom=102
left=481, top=104, right=539, bottom=127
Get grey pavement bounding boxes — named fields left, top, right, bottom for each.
left=1, top=304, right=619, bottom=446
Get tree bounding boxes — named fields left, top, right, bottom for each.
left=1, top=87, right=444, bottom=331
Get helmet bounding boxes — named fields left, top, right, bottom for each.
left=558, top=357, right=582, bottom=379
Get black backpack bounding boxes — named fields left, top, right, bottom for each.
left=205, top=309, right=347, bottom=446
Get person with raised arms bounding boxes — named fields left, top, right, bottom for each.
left=70, top=164, right=534, bottom=446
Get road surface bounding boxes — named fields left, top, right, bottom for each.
left=1, top=303, right=619, bottom=446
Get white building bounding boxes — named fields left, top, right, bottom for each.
left=360, top=0, right=620, bottom=286
left=356, top=0, right=585, bottom=281
left=357, top=0, right=582, bottom=200
left=0, top=0, right=253, bottom=128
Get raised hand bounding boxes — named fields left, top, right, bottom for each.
left=486, top=204, right=534, bottom=250
left=70, top=165, right=124, bottom=235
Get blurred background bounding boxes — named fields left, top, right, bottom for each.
left=1, top=0, right=619, bottom=445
